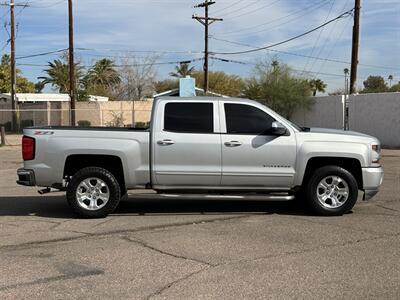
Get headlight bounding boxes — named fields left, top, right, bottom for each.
left=372, top=144, right=381, bottom=163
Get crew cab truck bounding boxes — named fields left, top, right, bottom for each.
left=17, top=97, right=384, bottom=218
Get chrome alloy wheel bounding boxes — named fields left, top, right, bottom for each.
left=316, top=176, right=349, bottom=209
left=76, top=177, right=110, bottom=211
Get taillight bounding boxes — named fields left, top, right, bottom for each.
left=22, top=136, right=35, bottom=161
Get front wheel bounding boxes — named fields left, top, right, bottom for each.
left=66, top=167, right=121, bottom=218
left=305, top=166, right=358, bottom=216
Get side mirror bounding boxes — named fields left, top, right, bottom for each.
left=271, top=121, right=287, bottom=136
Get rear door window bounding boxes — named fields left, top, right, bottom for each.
left=164, top=102, right=213, bottom=133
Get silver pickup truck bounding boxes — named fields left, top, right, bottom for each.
left=17, top=97, right=384, bottom=218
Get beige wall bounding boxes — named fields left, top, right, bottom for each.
left=0, top=100, right=153, bottom=128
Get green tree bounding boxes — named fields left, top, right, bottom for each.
left=243, top=60, right=313, bottom=119
left=154, top=79, right=179, bottom=93
left=34, top=81, right=45, bottom=93
left=85, top=59, right=120, bottom=97
left=169, top=62, right=195, bottom=78
left=361, top=75, right=388, bottom=93
left=38, top=54, right=87, bottom=100
left=192, top=70, right=245, bottom=97
left=308, top=79, right=327, bottom=96
left=0, top=54, right=35, bottom=93
left=389, top=81, right=400, bottom=92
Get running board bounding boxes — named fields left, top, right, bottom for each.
left=133, top=193, right=295, bottom=201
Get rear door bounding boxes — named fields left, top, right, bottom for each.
left=153, top=101, right=221, bottom=188
left=220, top=102, right=296, bottom=189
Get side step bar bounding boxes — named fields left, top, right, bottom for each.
left=132, top=193, right=295, bottom=201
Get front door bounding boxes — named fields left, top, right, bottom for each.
left=153, top=101, right=221, bottom=188
left=220, top=102, right=296, bottom=189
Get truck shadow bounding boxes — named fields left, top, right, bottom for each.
left=0, top=194, right=312, bottom=218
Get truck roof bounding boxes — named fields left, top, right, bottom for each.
left=157, top=96, right=259, bottom=105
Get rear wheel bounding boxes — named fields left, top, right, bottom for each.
left=305, top=166, right=358, bottom=216
left=67, top=167, right=121, bottom=218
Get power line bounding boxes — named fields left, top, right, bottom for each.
left=212, top=0, right=242, bottom=14
left=301, top=0, right=336, bottom=73
left=309, top=0, right=351, bottom=74
left=214, top=0, right=330, bottom=36
left=222, top=0, right=281, bottom=20
left=211, top=9, right=354, bottom=55
left=76, top=47, right=203, bottom=55
left=211, top=36, right=399, bottom=71
left=14, top=47, right=204, bottom=60
left=214, top=0, right=261, bottom=18
left=16, top=48, right=67, bottom=59
left=17, top=57, right=205, bottom=68
left=316, top=10, right=351, bottom=74
left=29, top=0, right=66, bottom=8
left=211, top=36, right=349, bottom=64
left=210, top=56, right=345, bottom=78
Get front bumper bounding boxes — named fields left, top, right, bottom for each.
left=362, top=166, right=384, bottom=200
left=16, top=168, right=36, bottom=186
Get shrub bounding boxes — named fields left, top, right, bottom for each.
left=134, top=122, right=150, bottom=129
left=77, top=120, right=91, bottom=127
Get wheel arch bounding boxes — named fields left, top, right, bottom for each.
left=301, top=157, right=363, bottom=189
left=64, top=154, right=126, bottom=193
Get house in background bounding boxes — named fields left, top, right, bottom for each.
left=0, top=93, right=109, bottom=104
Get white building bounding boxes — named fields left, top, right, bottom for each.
left=0, top=93, right=109, bottom=104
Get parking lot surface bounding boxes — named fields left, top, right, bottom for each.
left=0, top=139, right=399, bottom=299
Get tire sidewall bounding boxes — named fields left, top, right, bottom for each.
left=306, top=166, right=358, bottom=216
left=67, top=167, right=121, bottom=218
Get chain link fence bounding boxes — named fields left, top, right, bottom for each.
left=0, top=108, right=152, bottom=132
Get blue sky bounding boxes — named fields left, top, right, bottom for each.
left=2, top=0, right=399, bottom=93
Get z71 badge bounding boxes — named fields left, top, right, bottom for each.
left=34, top=131, right=54, bottom=135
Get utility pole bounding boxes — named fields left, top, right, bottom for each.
left=68, top=0, right=76, bottom=126
left=349, top=0, right=360, bottom=94
left=193, top=1, right=222, bottom=95
left=0, top=1, right=28, bottom=132
left=10, top=0, right=17, bottom=132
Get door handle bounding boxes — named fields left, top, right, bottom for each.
left=157, top=139, right=175, bottom=146
left=224, top=141, right=242, bottom=147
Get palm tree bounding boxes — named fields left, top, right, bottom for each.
left=38, top=56, right=84, bottom=93
left=309, top=79, right=327, bottom=96
left=86, top=58, right=120, bottom=87
left=388, top=75, right=393, bottom=88
left=169, top=62, right=195, bottom=78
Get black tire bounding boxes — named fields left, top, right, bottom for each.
left=305, top=166, right=358, bottom=216
left=66, top=167, right=121, bottom=218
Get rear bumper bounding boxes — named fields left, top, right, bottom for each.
left=16, top=168, right=36, bottom=186
left=362, top=167, right=384, bottom=200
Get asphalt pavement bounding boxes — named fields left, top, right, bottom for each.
left=0, top=143, right=399, bottom=299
